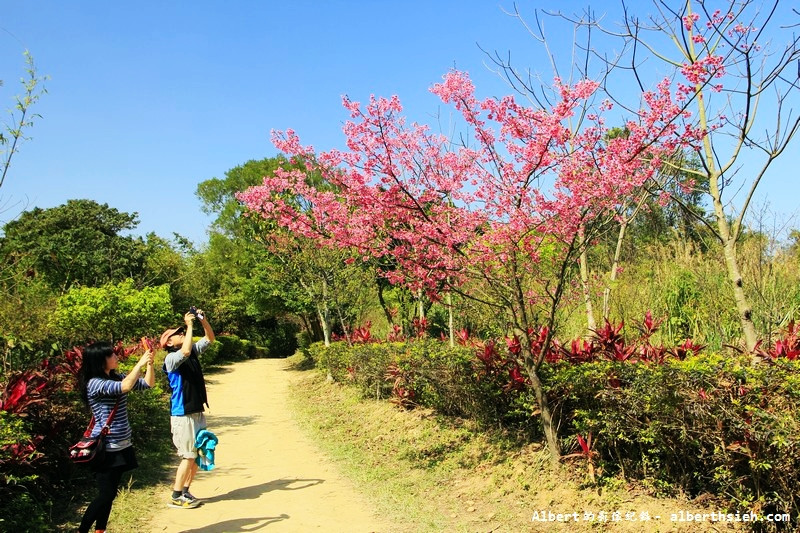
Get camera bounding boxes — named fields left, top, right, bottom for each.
left=189, top=306, right=205, bottom=321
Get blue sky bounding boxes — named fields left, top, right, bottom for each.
left=1, top=1, right=797, bottom=246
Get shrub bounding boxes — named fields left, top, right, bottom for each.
left=52, top=280, right=173, bottom=343
left=193, top=334, right=270, bottom=364
left=313, top=341, right=395, bottom=398
left=248, top=344, right=269, bottom=359
left=0, top=491, right=48, bottom=531
left=0, top=352, right=87, bottom=531
left=197, top=336, right=220, bottom=365
left=305, top=317, right=800, bottom=524
left=308, top=339, right=527, bottom=425
left=544, top=354, right=800, bottom=519
left=215, top=334, right=248, bottom=361
left=296, top=330, right=313, bottom=352
left=262, top=319, right=299, bottom=357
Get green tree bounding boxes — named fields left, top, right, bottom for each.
left=788, top=230, right=800, bottom=260
left=196, top=157, right=375, bottom=345
left=0, top=275, right=57, bottom=372
left=197, top=156, right=296, bottom=236
left=0, top=199, right=149, bottom=292
left=51, top=279, right=173, bottom=342
left=139, top=232, right=191, bottom=288
left=192, top=158, right=302, bottom=341
left=177, top=231, right=290, bottom=343
left=250, top=224, right=375, bottom=346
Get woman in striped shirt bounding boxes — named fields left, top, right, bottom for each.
left=77, top=341, right=155, bottom=533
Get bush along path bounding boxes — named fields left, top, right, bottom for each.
left=149, top=358, right=391, bottom=533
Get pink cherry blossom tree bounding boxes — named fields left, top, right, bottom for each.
left=429, top=71, right=697, bottom=458
left=500, top=0, right=800, bottom=353
left=238, top=64, right=695, bottom=458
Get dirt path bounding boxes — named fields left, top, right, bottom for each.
left=150, top=358, right=391, bottom=533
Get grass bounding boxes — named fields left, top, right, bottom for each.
left=283, top=351, right=749, bottom=532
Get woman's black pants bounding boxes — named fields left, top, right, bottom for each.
left=78, top=466, right=124, bottom=533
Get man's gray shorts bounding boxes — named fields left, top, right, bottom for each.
left=171, top=412, right=207, bottom=459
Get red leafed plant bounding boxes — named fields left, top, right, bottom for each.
left=764, top=321, right=800, bottom=361
left=0, top=370, right=50, bottom=414
left=351, top=321, right=374, bottom=344
left=0, top=436, right=45, bottom=469
left=526, top=325, right=559, bottom=363
left=386, top=324, right=405, bottom=342
left=412, top=317, right=428, bottom=339
left=592, top=319, right=636, bottom=362
left=455, top=328, right=471, bottom=346
left=54, top=346, right=84, bottom=378
left=592, top=319, right=625, bottom=349
left=563, top=338, right=597, bottom=363
left=605, top=343, right=637, bottom=363
left=506, top=365, right=528, bottom=391
left=113, top=340, right=138, bottom=361
left=476, top=340, right=499, bottom=371
left=669, top=338, right=706, bottom=360
left=505, top=335, right=522, bottom=356
left=638, top=343, right=670, bottom=365
left=639, top=310, right=664, bottom=339
left=385, top=363, right=416, bottom=409
left=635, top=311, right=671, bottom=364
left=561, top=433, right=599, bottom=482
left=474, top=339, right=528, bottom=392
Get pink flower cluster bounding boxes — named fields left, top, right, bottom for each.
left=238, top=65, right=716, bottom=297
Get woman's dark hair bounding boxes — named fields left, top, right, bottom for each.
left=77, top=341, right=121, bottom=403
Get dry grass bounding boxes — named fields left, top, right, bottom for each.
left=285, top=353, right=748, bottom=533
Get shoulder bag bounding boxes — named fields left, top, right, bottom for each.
left=69, top=397, right=121, bottom=468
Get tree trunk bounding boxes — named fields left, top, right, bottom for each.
left=301, top=313, right=322, bottom=343
left=578, top=247, right=596, bottom=334
left=521, top=356, right=560, bottom=462
left=318, top=277, right=331, bottom=347
left=706, top=166, right=758, bottom=353
left=689, top=38, right=759, bottom=355
left=513, top=277, right=564, bottom=463
left=317, top=306, right=331, bottom=347
left=336, top=305, right=351, bottom=345
left=376, top=280, right=394, bottom=326
left=722, top=237, right=758, bottom=353
left=602, top=219, right=628, bottom=322
left=446, top=291, right=455, bottom=348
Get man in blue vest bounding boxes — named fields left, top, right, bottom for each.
left=160, top=308, right=215, bottom=509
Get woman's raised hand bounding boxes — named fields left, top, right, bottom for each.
left=138, top=350, right=154, bottom=369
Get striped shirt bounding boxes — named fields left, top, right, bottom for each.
left=87, top=375, right=150, bottom=449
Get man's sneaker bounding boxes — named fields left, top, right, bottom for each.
left=168, top=494, right=200, bottom=509
left=183, top=490, right=200, bottom=501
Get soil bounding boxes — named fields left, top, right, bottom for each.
left=150, top=358, right=391, bottom=533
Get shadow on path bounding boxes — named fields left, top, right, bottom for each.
left=201, top=478, right=324, bottom=504
left=178, top=514, right=289, bottom=532
left=204, top=365, right=235, bottom=376
left=208, top=414, right=259, bottom=428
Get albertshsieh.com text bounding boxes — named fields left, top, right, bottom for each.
left=531, top=509, right=791, bottom=524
